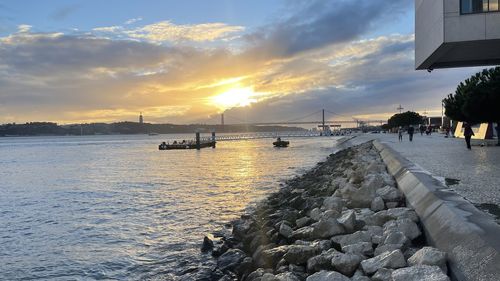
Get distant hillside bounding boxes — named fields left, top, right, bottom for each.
left=0, top=122, right=306, bottom=136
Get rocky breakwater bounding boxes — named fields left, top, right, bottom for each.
left=207, top=142, right=450, bottom=281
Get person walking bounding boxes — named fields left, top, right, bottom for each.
left=408, top=125, right=415, bottom=142
left=398, top=126, right=403, bottom=142
left=463, top=122, right=475, bottom=150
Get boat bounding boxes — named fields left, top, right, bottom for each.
left=148, top=132, right=159, bottom=136
left=273, top=138, right=289, bottom=147
left=159, top=140, right=216, bottom=150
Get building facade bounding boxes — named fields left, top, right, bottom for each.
left=416, top=0, right=500, bottom=70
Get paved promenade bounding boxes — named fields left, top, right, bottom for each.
left=362, top=133, right=500, bottom=222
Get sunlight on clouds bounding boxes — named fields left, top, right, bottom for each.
left=210, top=87, right=263, bottom=111
left=127, top=21, right=244, bottom=43
left=17, top=24, right=32, bottom=33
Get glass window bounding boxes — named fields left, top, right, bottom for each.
left=490, top=0, right=499, bottom=11
left=462, top=0, right=500, bottom=13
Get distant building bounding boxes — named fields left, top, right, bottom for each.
left=416, top=0, right=500, bottom=70
left=139, top=112, right=144, bottom=124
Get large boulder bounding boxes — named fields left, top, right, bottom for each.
left=218, top=249, right=247, bottom=271
left=306, top=270, right=350, bottom=281
left=383, top=219, right=421, bottom=240
left=370, top=197, right=385, bottom=212
left=254, top=245, right=290, bottom=268
left=306, top=248, right=337, bottom=272
left=283, top=245, right=320, bottom=265
left=372, top=268, right=393, bottom=281
left=330, top=252, right=363, bottom=277
left=279, top=223, right=293, bottom=238
left=291, top=227, right=315, bottom=240
left=376, top=186, right=404, bottom=202
left=392, top=265, right=450, bottom=281
left=322, top=196, right=343, bottom=213
left=360, top=249, right=406, bottom=274
left=342, top=242, right=373, bottom=257
left=331, top=230, right=371, bottom=248
left=408, top=247, right=447, bottom=272
left=337, top=210, right=356, bottom=233
left=312, top=219, right=345, bottom=239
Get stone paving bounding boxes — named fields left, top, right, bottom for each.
left=366, top=133, right=500, bottom=223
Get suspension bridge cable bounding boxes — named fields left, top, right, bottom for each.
left=282, top=110, right=323, bottom=123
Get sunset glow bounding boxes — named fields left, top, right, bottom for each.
left=211, top=87, right=259, bottom=110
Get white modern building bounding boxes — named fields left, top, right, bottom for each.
left=416, top=0, right=500, bottom=70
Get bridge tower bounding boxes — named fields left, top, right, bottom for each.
left=322, top=109, right=325, bottom=132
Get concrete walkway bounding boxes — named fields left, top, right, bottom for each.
left=360, top=133, right=500, bottom=222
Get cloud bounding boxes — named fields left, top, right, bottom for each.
left=245, top=0, right=412, bottom=58
left=0, top=0, right=480, bottom=125
left=125, top=17, right=143, bottom=25
left=17, top=24, right=32, bottom=33
left=92, top=20, right=245, bottom=43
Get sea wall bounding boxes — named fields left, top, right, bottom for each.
left=202, top=141, right=452, bottom=281
left=373, top=140, right=500, bottom=281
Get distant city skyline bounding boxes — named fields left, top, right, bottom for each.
left=0, top=0, right=483, bottom=124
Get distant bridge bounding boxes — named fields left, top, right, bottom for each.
left=204, top=109, right=385, bottom=128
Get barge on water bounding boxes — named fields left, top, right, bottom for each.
left=159, top=132, right=216, bottom=150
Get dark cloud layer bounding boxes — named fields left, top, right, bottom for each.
left=246, top=0, right=412, bottom=57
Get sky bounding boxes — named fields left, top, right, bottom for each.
left=0, top=0, right=483, bottom=125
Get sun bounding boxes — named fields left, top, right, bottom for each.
left=211, top=87, right=258, bottom=110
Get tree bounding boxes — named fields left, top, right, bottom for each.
left=443, top=67, right=500, bottom=145
left=387, top=111, right=424, bottom=128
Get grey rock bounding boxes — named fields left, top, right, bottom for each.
left=386, top=202, right=400, bottom=209
left=291, top=227, right=315, bottom=240
left=360, top=249, right=407, bottom=274
left=372, top=268, right=393, bottom=281
left=408, top=247, right=447, bottom=272
left=321, top=210, right=341, bottom=220
left=247, top=268, right=266, bottom=281
left=306, top=248, right=337, bottom=272
left=332, top=230, right=371, bottom=248
left=309, top=208, right=322, bottom=221
left=382, top=231, right=409, bottom=246
left=337, top=210, right=356, bottom=233
left=342, top=241, right=373, bottom=257
left=322, top=196, right=343, bottom=213
left=283, top=245, right=319, bottom=265
left=279, top=223, right=293, bottom=238
left=201, top=236, right=214, bottom=252
left=254, top=245, right=290, bottom=268
left=386, top=208, right=419, bottom=222
left=330, top=252, right=363, bottom=277
left=363, top=210, right=393, bottom=226
left=312, top=218, right=345, bottom=239
left=296, top=217, right=311, bottom=228
left=371, top=196, right=385, bottom=212
left=376, top=186, right=404, bottom=202
left=261, top=273, right=279, bottom=281
left=351, top=277, right=371, bottom=281
left=383, top=219, right=421, bottom=240
left=217, top=249, right=247, bottom=271
left=374, top=243, right=404, bottom=256
left=392, top=265, right=450, bottom=281
left=275, top=272, right=302, bottom=281
left=306, top=270, right=350, bottom=281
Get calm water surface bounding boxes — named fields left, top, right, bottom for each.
left=0, top=134, right=340, bottom=280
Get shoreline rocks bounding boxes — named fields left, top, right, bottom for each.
left=204, top=142, right=450, bottom=281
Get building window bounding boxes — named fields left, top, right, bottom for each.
left=462, top=0, right=500, bottom=13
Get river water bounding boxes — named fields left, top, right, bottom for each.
left=0, top=134, right=341, bottom=280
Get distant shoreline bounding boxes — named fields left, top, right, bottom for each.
left=0, top=122, right=307, bottom=137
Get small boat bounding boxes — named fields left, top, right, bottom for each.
left=148, top=132, right=159, bottom=136
left=273, top=138, right=289, bottom=147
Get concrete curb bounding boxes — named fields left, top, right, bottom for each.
left=373, top=140, right=500, bottom=281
